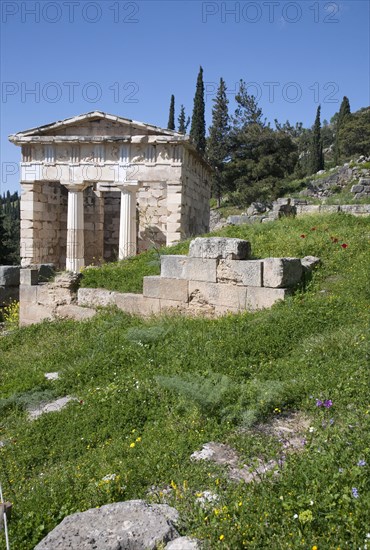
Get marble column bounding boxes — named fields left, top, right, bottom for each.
left=118, top=184, right=138, bottom=259
left=63, top=183, right=88, bottom=272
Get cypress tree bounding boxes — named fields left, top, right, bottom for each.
left=167, top=94, right=175, bottom=130
left=206, top=77, right=230, bottom=205
left=178, top=105, right=190, bottom=134
left=0, top=202, right=10, bottom=265
left=334, top=96, right=351, bottom=164
left=310, top=105, right=324, bottom=174
left=190, top=66, right=206, bottom=154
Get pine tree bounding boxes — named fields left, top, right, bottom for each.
left=190, top=66, right=206, bottom=154
left=167, top=94, right=175, bottom=130
left=206, top=77, right=230, bottom=205
left=178, top=105, right=190, bottom=134
left=309, top=105, right=324, bottom=174
left=334, top=96, right=351, bottom=164
left=233, top=80, right=264, bottom=129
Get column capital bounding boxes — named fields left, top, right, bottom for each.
left=61, top=181, right=90, bottom=192
left=116, top=180, right=140, bottom=192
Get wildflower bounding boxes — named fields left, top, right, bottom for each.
left=300, top=234, right=306, bottom=238
left=293, top=514, right=298, bottom=519
left=129, top=442, right=135, bottom=448
left=329, top=418, right=334, bottom=425
left=357, top=459, right=366, bottom=467
left=324, top=399, right=333, bottom=408
left=316, top=399, right=323, bottom=407
left=219, top=534, right=224, bottom=541
left=312, top=546, right=318, bottom=550
left=351, top=487, right=359, bottom=498
left=135, top=437, right=142, bottom=443
left=341, top=243, right=348, bottom=249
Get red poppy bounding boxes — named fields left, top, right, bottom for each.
left=300, top=234, right=306, bottom=238
left=341, top=243, right=348, bottom=249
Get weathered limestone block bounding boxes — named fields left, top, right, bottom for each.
left=37, top=284, right=74, bottom=307
left=115, top=293, right=161, bottom=316
left=189, top=237, right=251, bottom=260
left=20, top=268, right=39, bottom=286
left=165, top=537, right=202, bottom=549
left=19, top=303, right=53, bottom=326
left=246, top=287, right=289, bottom=311
left=188, top=281, right=247, bottom=310
left=143, top=276, right=189, bottom=302
left=53, top=272, right=82, bottom=290
left=296, top=205, right=320, bottom=215
left=217, top=260, right=263, bottom=287
left=0, top=266, right=20, bottom=286
left=320, top=205, right=340, bottom=213
left=214, top=305, right=240, bottom=317
left=34, top=500, right=179, bottom=550
left=301, top=256, right=321, bottom=272
left=161, top=256, right=217, bottom=282
left=263, top=258, right=302, bottom=288
left=19, top=285, right=38, bottom=303
left=351, top=184, right=364, bottom=193
left=160, top=299, right=189, bottom=312
left=56, top=305, right=96, bottom=321
left=78, top=287, right=117, bottom=308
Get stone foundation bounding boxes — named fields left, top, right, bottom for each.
left=19, top=238, right=318, bottom=326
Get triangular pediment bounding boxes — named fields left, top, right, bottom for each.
left=10, top=111, right=182, bottom=139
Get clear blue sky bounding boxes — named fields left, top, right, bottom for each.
left=1, top=0, right=369, bottom=193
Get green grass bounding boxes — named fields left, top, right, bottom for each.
left=1, top=213, right=369, bottom=549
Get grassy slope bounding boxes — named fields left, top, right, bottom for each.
left=0, top=213, right=369, bottom=549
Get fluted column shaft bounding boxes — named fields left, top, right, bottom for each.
left=63, top=183, right=87, bottom=272
left=119, top=187, right=137, bottom=259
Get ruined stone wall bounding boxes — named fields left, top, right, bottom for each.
left=20, top=181, right=68, bottom=269
left=137, top=181, right=167, bottom=252
left=19, top=238, right=317, bottom=326
left=180, top=150, right=211, bottom=239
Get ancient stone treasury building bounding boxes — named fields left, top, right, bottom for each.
left=9, top=111, right=212, bottom=271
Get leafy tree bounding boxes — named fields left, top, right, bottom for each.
left=167, top=94, right=175, bottom=130
left=190, top=66, right=206, bottom=153
left=334, top=96, right=351, bottom=164
left=309, top=105, right=324, bottom=174
left=206, top=77, right=230, bottom=205
left=339, top=107, right=370, bottom=158
left=178, top=105, right=190, bottom=134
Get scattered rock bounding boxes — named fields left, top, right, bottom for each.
left=44, top=372, right=59, bottom=381
left=191, top=413, right=310, bottom=485
left=28, top=396, right=77, bottom=420
left=165, top=537, right=202, bottom=549
left=301, top=256, right=321, bottom=273
left=35, top=500, right=180, bottom=550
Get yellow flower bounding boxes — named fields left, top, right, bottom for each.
left=219, top=534, right=224, bottom=541
left=312, top=546, right=318, bottom=550
left=135, top=437, right=142, bottom=442
left=130, top=442, right=135, bottom=448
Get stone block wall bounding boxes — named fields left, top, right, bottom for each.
left=19, top=238, right=317, bottom=326
left=0, top=266, right=20, bottom=306
left=180, top=151, right=211, bottom=239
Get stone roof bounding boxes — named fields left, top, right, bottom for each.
left=9, top=111, right=184, bottom=140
